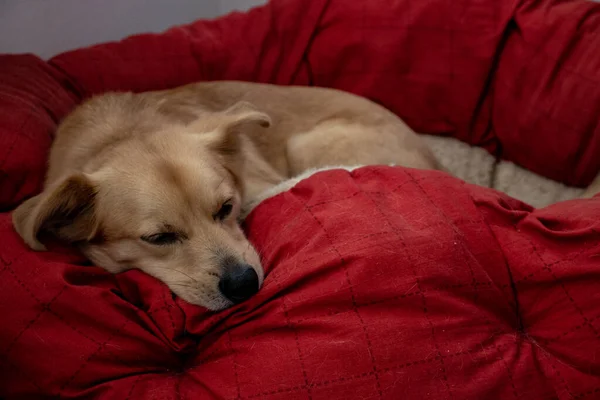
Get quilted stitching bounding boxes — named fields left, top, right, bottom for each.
left=1, top=0, right=600, bottom=398
left=1, top=165, right=600, bottom=398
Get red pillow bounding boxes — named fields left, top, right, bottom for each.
left=2, top=167, right=600, bottom=398
left=0, top=55, right=79, bottom=209
left=1, top=0, right=600, bottom=398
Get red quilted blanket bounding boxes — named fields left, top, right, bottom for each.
left=1, top=0, right=600, bottom=399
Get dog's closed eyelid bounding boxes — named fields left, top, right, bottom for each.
left=140, top=224, right=189, bottom=244
left=213, top=198, right=234, bottom=221
left=140, top=232, right=181, bottom=245
left=159, top=224, right=189, bottom=238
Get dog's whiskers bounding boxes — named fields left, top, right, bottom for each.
left=153, top=266, right=199, bottom=283
left=169, top=283, right=197, bottom=289
left=215, top=176, right=227, bottom=192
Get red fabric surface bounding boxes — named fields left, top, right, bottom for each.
left=0, top=55, right=79, bottom=210
left=1, top=0, right=600, bottom=398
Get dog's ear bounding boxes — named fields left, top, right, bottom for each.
left=12, top=174, right=99, bottom=251
left=207, top=101, right=272, bottom=157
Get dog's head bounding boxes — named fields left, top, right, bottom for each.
left=12, top=102, right=271, bottom=310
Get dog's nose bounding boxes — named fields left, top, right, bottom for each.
left=218, top=263, right=259, bottom=303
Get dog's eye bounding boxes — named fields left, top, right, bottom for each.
left=141, top=232, right=180, bottom=245
left=214, top=199, right=233, bottom=221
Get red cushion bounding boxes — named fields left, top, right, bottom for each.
left=0, top=55, right=79, bottom=209
left=1, top=0, right=600, bottom=398
left=2, top=168, right=600, bottom=398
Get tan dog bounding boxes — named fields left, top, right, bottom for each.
left=12, top=81, right=439, bottom=310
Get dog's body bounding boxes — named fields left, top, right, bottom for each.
left=45, top=81, right=439, bottom=207
left=12, top=81, right=439, bottom=310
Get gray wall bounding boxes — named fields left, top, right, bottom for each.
left=4, top=0, right=598, bottom=59
left=0, top=0, right=267, bottom=59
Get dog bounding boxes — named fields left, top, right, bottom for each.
left=12, top=81, right=441, bottom=310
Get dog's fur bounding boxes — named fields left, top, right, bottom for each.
left=11, top=81, right=440, bottom=310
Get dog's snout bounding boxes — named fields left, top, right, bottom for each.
left=219, top=262, right=259, bottom=303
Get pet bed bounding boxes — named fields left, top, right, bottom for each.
left=1, top=0, right=599, bottom=398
